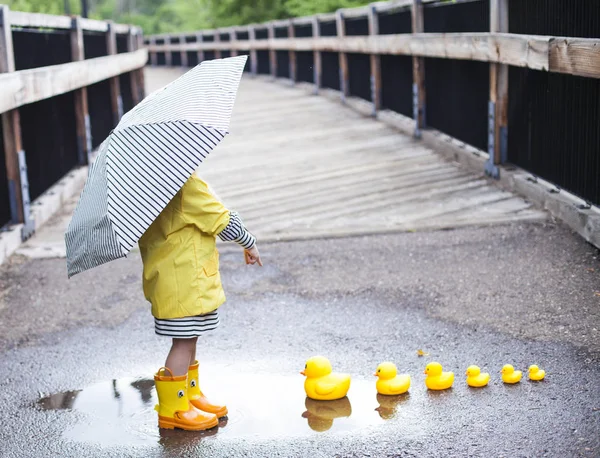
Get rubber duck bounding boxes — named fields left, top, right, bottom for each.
left=301, top=397, right=352, bottom=432
left=500, top=364, right=522, bottom=384
left=374, top=362, right=410, bottom=395
left=424, top=362, right=454, bottom=390
left=300, top=356, right=351, bottom=401
left=465, top=365, right=490, bottom=387
left=528, top=365, right=546, bottom=381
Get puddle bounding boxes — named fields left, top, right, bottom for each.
left=36, top=370, right=417, bottom=447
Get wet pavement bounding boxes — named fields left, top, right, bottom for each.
left=0, top=222, right=599, bottom=457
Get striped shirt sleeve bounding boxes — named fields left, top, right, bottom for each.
left=218, top=211, right=256, bottom=249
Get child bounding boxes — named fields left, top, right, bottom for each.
left=138, top=169, right=261, bottom=431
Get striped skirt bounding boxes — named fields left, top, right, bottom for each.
left=154, top=310, right=220, bottom=338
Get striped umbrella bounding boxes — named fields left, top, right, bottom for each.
left=65, top=55, right=247, bottom=278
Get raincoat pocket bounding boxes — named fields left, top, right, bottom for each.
left=202, top=250, right=219, bottom=277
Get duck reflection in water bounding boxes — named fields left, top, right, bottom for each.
left=375, top=393, right=409, bottom=420
left=301, top=397, right=352, bottom=432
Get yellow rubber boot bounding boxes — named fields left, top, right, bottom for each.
left=154, top=367, right=219, bottom=431
left=188, top=361, right=228, bottom=418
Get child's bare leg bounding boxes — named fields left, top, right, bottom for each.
left=165, top=337, right=198, bottom=376
left=190, top=343, right=197, bottom=367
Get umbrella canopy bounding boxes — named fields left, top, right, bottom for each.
left=65, top=55, right=247, bottom=278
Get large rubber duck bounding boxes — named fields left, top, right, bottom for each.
left=424, top=362, right=454, bottom=390
left=528, top=365, right=546, bottom=381
left=300, top=356, right=351, bottom=401
left=500, top=364, right=522, bottom=384
left=465, top=365, right=490, bottom=387
left=374, top=362, right=410, bottom=395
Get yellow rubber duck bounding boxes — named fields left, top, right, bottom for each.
left=500, top=364, right=522, bottom=384
left=300, top=356, right=351, bottom=401
left=424, top=362, right=454, bottom=390
left=528, top=365, right=546, bottom=381
left=374, top=362, right=410, bottom=395
left=465, top=365, right=490, bottom=387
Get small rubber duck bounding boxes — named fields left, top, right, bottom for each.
left=528, top=365, right=546, bottom=381
left=300, top=356, right=351, bottom=401
left=465, top=365, right=490, bottom=387
left=500, top=364, right=522, bottom=384
left=424, top=362, right=454, bottom=390
left=374, top=362, right=410, bottom=395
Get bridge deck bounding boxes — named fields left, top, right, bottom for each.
left=18, top=67, right=545, bottom=258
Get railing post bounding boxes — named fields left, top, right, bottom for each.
left=137, top=31, right=146, bottom=100
left=149, top=36, right=157, bottom=66
left=411, top=0, right=426, bottom=138
left=180, top=34, right=188, bottom=67
left=230, top=29, right=238, bottom=57
left=288, top=20, right=296, bottom=85
left=0, top=5, right=32, bottom=236
left=336, top=10, right=349, bottom=102
left=164, top=35, right=172, bottom=66
left=312, top=16, right=321, bottom=95
left=249, top=25, right=257, bottom=76
left=214, top=30, right=221, bottom=59
left=128, top=26, right=142, bottom=105
left=70, top=16, right=91, bottom=166
left=368, top=4, right=381, bottom=116
left=268, top=23, right=277, bottom=79
left=196, top=32, right=204, bottom=65
left=486, top=0, right=509, bottom=179
left=106, top=21, right=123, bottom=125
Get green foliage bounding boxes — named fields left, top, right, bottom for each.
left=6, top=0, right=377, bottom=33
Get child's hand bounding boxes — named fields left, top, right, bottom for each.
left=244, top=246, right=262, bottom=266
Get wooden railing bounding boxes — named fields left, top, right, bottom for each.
left=145, top=0, right=600, bottom=183
left=0, top=6, right=146, bottom=237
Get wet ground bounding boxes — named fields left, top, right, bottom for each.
left=0, top=222, right=599, bottom=457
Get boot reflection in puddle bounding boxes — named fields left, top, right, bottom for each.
left=158, top=423, right=219, bottom=448
left=301, top=397, right=352, bottom=432
left=375, top=393, right=410, bottom=420
left=130, top=378, right=155, bottom=406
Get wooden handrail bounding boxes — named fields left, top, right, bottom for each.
left=9, top=10, right=140, bottom=34
left=0, top=49, right=148, bottom=113
left=146, top=32, right=600, bottom=79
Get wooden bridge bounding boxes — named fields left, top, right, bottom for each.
left=2, top=0, right=600, bottom=264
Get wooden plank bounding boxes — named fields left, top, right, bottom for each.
left=376, top=0, right=413, bottom=13
left=80, top=17, right=109, bottom=32
left=342, top=5, right=370, bottom=18
left=180, top=34, right=188, bottom=67
left=164, top=35, right=172, bottom=66
left=149, top=36, right=157, bottom=66
left=0, top=5, right=24, bottom=224
left=488, top=0, right=509, bottom=171
left=214, top=29, right=221, bottom=59
left=0, top=49, right=148, bottom=113
left=106, top=22, right=122, bottom=126
left=312, top=16, right=322, bottom=93
left=128, top=27, right=142, bottom=105
left=230, top=30, right=238, bottom=57
left=113, top=23, right=130, bottom=34
left=136, top=33, right=146, bottom=101
left=268, top=23, right=277, bottom=79
left=549, top=38, right=600, bottom=79
left=336, top=10, right=349, bottom=100
left=147, top=33, right=554, bottom=72
left=196, top=33, right=204, bottom=64
left=249, top=26, right=257, bottom=75
left=368, top=4, right=382, bottom=115
left=8, top=11, right=71, bottom=29
left=71, top=16, right=91, bottom=166
left=412, top=0, right=426, bottom=138
left=288, top=20, right=296, bottom=83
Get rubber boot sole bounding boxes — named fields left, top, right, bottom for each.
left=158, top=415, right=219, bottom=431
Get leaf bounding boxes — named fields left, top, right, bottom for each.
left=416, top=349, right=429, bottom=357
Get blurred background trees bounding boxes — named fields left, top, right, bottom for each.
left=5, top=0, right=373, bottom=33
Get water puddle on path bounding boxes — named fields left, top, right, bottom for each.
left=36, top=371, right=419, bottom=447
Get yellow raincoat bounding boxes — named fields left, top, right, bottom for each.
left=138, top=175, right=230, bottom=319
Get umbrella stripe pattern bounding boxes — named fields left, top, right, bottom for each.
left=65, top=56, right=247, bottom=277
